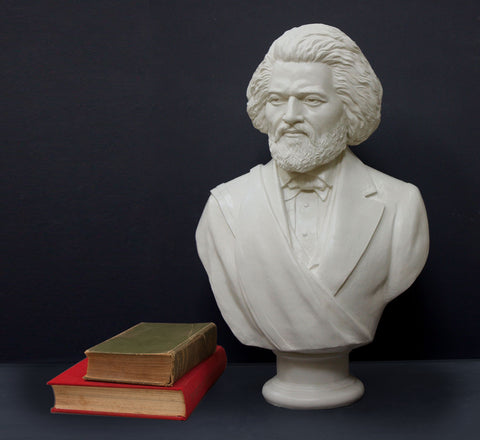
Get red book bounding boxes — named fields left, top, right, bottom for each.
left=48, top=345, right=227, bottom=420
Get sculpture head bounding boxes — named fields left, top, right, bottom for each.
left=247, top=24, right=383, bottom=172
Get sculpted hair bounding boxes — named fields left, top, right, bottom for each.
left=246, top=24, right=383, bottom=146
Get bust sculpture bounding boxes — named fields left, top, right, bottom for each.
left=196, top=24, right=429, bottom=409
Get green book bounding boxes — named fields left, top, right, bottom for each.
left=84, top=322, right=217, bottom=386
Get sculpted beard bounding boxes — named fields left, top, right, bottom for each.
left=268, top=116, right=348, bottom=173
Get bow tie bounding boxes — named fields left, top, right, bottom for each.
left=285, top=177, right=330, bottom=201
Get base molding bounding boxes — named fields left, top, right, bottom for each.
left=262, top=351, right=364, bottom=409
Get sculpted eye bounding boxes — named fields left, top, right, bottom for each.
left=267, top=94, right=283, bottom=105
left=304, top=95, right=326, bottom=106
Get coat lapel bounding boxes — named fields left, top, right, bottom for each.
left=318, top=149, right=384, bottom=296
left=260, top=161, right=292, bottom=246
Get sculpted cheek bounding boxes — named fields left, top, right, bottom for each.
left=264, top=105, right=277, bottom=129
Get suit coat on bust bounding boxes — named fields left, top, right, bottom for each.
left=196, top=149, right=429, bottom=353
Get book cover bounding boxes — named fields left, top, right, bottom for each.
left=48, top=345, right=227, bottom=420
left=84, top=322, right=217, bottom=386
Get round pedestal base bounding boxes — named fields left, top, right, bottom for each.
left=262, top=351, right=364, bottom=409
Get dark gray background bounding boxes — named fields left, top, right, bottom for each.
left=1, top=0, right=479, bottom=362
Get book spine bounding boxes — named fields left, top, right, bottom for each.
left=181, top=346, right=227, bottom=419
left=170, top=323, right=217, bottom=385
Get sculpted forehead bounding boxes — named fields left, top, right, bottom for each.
left=268, top=61, right=337, bottom=95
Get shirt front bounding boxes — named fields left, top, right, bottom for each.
left=277, top=153, right=342, bottom=269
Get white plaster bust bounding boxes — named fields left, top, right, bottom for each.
left=196, top=24, right=429, bottom=409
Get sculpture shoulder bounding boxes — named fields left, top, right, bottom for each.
left=205, top=163, right=268, bottom=233
left=360, top=165, right=429, bottom=299
left=364, top=164, right=424, bottom=209
left=210, top=163, right=267, bottom=204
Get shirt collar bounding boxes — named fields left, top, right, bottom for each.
left=277, top=151, right=343, bottom=190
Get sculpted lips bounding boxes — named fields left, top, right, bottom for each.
left=276, top=125, right=309, bottom=141
left=283, top=129, right=305, bottom=135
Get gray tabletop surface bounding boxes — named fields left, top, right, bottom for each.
left=1, top=360, right=479, bottom=440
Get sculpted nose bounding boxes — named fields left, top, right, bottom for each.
left=282, top=97, right=304, bottom=125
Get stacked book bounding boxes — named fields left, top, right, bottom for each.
left=48, top=322, right=226, bottom=420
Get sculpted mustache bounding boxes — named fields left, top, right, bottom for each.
left=274, top=124, right=315, bottom=142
